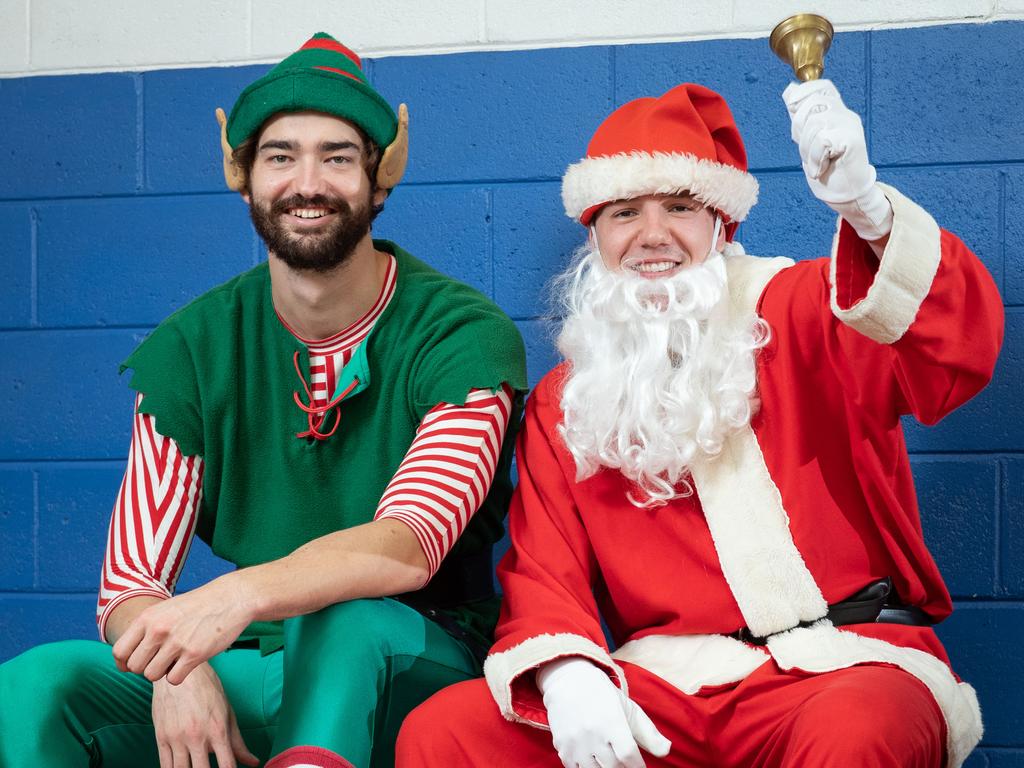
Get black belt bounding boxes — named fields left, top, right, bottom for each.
left=729, top=578, right=933, bottom=646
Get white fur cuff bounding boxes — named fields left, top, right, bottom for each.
left=483, top=633, right=626, bottom=727
left=829, top=183, right=942, bottom=344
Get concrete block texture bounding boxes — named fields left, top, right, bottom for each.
left=0, top=73, right=138, bottom=199
left=0, top=329, right=139, bottom=461
left=912, top=458, right=998, bottom=598
left=251, top=0, right=484, bottom=57
left=613, top=33, right=867, bottom=171
left=871, top=23, right=1024, bottom=166
left=143, top=65, right=270, bottom=194
left=35, top=196, right=255, bottom=328
left=733, top=0, right=995, bottom=33
left=373, top=185, right=493, bottom=297
left=492, top=182, right=582, bottom=319
left=30, top=0, right=249, bottom=71
left=0, top=204, right=32, bottom=328
left=36, top=465, right=123, bottom=590
left=485, top=0, right=723, bottom=44
left=1003, top=459, right=1024, bottom=596
left=371, top=45, right=614, bottom=183
left=0, top=0, right=28, bottom=73
left=6, top=1, right=1024, bottom=77
left=904, top=312, right=1022, bottom=453
left=938, top=603, right=1024, bottom=746
left=0, top=468, right=34, bottom=590
left=0, top=595, right=98, bottom=664
left=1006, top=169, right=1024, bottom=305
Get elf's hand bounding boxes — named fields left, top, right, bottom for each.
left=783, top=79, right=892, bottom=241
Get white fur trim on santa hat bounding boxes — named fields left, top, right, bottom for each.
left=768, top=621, right=983, bottom=768
left=483, top=633, right=627, bottom=728
left=562, top=151, right=759, bottom=223
left=829, top=183, right=942, bottom=344
left=613, top=633, right=769, bottom=694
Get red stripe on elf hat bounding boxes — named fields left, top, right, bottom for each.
left=302, top=36, right=362, bottom=69
left=314, top=65, right=364, bottom=84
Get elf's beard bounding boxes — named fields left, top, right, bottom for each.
left=555, top=246, right=769, bottom=508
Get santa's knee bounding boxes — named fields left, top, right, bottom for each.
left=782, top=667, right=945, bottom=767
left=396, top=678, right=494, bottom=766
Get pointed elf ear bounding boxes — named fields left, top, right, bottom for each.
left=215, top=107, right=246, bottom=192
left=376, top=103, right=408, bottom=190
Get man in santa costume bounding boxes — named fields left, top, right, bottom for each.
left=0, top=33, right=526, bottom=768
left=396, top=80, right=1002, bottom=767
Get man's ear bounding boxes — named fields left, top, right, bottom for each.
left=372, top=186, right=388, bottom=209
left=215, top=108, right=247, bottom=194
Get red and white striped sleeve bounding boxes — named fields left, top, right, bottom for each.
left=375, top=384, right=514, bottom=578
left=96, top=394, right=204, bottom=642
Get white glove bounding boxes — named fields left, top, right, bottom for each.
left=783, top=79, right=893, bottom=241
left=537, top=657, right=671, bottom=768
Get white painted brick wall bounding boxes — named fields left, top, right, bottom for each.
left=0, top=0, right=29, bottom=73
left=28, top=0, right=249, bottom=71
left=250, top=0, right=484, bottom=59
left=2, top=0, right=1022, bottom=77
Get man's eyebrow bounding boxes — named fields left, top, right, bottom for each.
left=321, top=140, right=361, bottom=152
left=258, top=139, right=294, bottom=152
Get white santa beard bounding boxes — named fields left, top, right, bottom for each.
left=555, top=248, right=769, bottom=507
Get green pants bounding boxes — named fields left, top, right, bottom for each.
left=0, top=598, right=479, bottom=767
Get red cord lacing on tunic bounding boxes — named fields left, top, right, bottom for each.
left=291, top=350, right=359, bottom=440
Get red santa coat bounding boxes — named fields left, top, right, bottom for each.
left=483, top=186, right=1003, bottom=768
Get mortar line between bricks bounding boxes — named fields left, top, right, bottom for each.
left=28, top=206, right=38, bottom=326
left=2, top=158, right=1022, bottom=203
left=0, top=590, right=99, bottom=598
left=609, top=46, right=617, bottom=108
left=0, top=324, right=155, bottom=334
left=0, top=458, right=128, bottom=467
left=908, top=450, right=1024, bottom=458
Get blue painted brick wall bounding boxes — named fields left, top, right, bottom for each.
left=1, top=21, right=1022, bottom=759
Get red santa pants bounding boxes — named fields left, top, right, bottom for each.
left=396, top=659, right=947, bottom=767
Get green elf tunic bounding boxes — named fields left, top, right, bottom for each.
left=121, top=240, right=528, bottom=653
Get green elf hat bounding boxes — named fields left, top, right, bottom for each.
left=214, top=32, right=409, bottom=192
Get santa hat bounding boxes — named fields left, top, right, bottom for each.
left=561, top=83, right=758, bottom=234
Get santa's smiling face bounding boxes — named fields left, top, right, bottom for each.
left=590, top=192, right=726, bottom=280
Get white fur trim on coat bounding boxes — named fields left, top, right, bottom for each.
left=613, top=633, right=769, bottom=694
left=768, top=621, right=983, bottom=768
left=722, top=243, right=794, bottom=313
left=483, top=633, right=627, bottom=727
left=829, top=183, right=942, bottom=344
left=561, top=151, right=759, bottom=223
left=687, top=249, right=828, bottom=638
left=689, top=425, right=830, bottom=637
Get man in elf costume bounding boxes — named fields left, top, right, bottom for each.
left=396, top=81, right=1001, bottom=767
left=0, top=33, right=526, bottom=768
